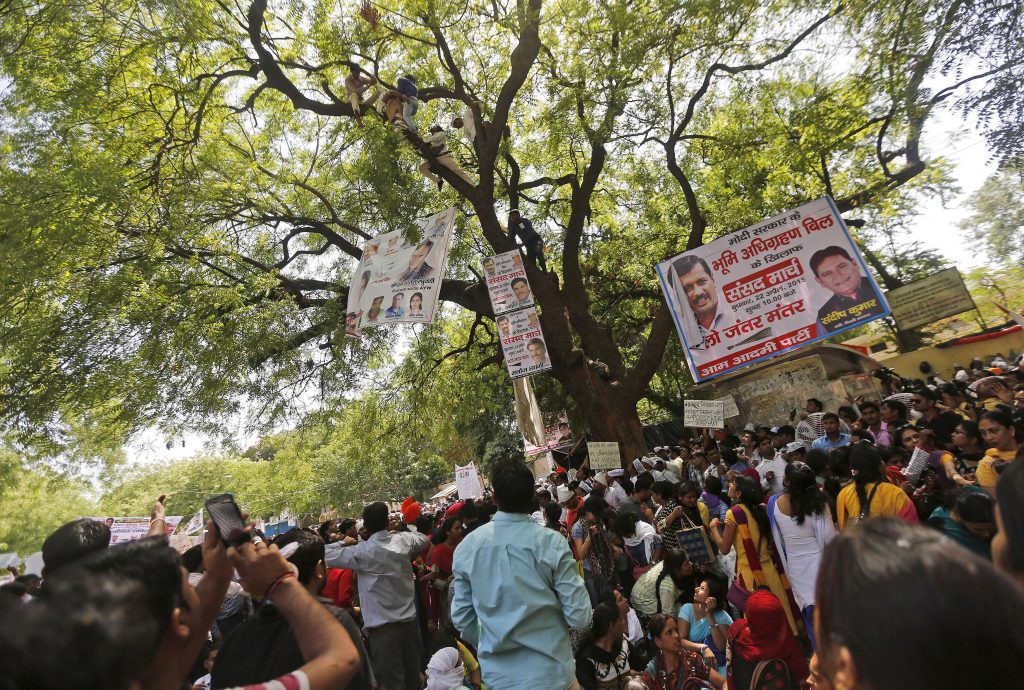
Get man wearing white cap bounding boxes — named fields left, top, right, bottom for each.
left=605, top=469, right=627, bottom=509
left=783, top=441, right=807, bottom=464
left=557, top=485, right=583, bottom=530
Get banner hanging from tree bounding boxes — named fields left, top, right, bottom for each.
left=346, top=208, right=457, bottom=333
left=656, top=197, right=889, bottom=383
left=482, top=251, right=552, bottom=379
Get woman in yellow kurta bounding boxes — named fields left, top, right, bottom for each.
left=708, top=473, right=801, bottom=636
left=977, top=409, right=1020, bottom=492
left=836, top=446, right=919, bottom=528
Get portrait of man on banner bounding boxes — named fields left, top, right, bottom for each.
left=672, top=254, right=726, bottom=352
left=811, top=245, right=886, bottom=333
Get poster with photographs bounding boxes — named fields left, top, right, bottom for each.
left=655, top=197, right=889, bottom=383
left=496, top=306, right=553, bottom=379
left=545, top=411, right=573, bottom=449
left=482, top=250, right=534, bottom=315
left=345, top=208, right=457, bottom=333
left=87, top=516, right=183, bottom=544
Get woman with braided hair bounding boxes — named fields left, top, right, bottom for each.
left=708, top=475, right=801, bottom=636
left=766, top=461, right=836, bottom=649
left=572, top=495, right=618, bottom=605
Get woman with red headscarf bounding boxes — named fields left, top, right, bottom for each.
left=726, top=588, right=808, bottom=690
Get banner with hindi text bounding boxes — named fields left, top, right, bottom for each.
left=346, top=208, right=457, bottom=332
left=656, top=197, right=888, bottom=383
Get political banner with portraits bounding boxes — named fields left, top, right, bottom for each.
left=482, top=249, right=552, bottom=380
left=656, top=197, right=889, bottom=383
left=482, top=250, right=534, bottom=315
left=87, top=516, right=184, bottom=544
left=524, top=410, right=573, bottom=454
left=495, top=306, right=553, bottom=379
left=346, top=208, right=457, bottom=333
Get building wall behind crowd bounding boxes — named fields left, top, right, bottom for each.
left=697, top=346, right=883, bottom=428
left=882, top=327, right=1024, bottom=379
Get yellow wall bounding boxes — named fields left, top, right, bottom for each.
left=883, top=328, right=1024, bottom=378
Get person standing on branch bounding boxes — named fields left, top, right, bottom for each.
left=508, top=209, right=547, bottom=272
left=419, top=124, right=476, bottom=190
left=344, top=65, right=377, bottom=123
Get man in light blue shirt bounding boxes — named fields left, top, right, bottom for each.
left=452, top=458, right=592, bottom=690
left=811, top=412, right=851, bottom=451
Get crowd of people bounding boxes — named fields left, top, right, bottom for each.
left=2, top=363, right=1024, bottom=690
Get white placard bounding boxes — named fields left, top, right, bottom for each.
left=684, top=399, right=726, bottom=429
left=24, top=552, right=43, bottom=576
left=455, top=462, right=484, bottom=499
left=719, top=395, right=740, bottom=418
left=588, top=442, right=622, bottom=470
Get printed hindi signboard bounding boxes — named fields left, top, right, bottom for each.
left=587, top=442, right=622, bottom=470
left=524, top=410, right=574, bottom=455
left=87, top=516, right=183, bottom=544
left=684, top=399, right=726, bottom=429
left=455, top=462, right=484, bottom=499
left=482, top=250, right=534, bottom=315
left=656, top=197, right=889, bottom=383
left=483, top=250, right=552, bottom=380
left=496, top=306, right=553, bottom=379
left=346, top=208, right=457, bottom=332
left=884, top=267, right=975, bottom=331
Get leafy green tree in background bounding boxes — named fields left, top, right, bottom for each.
left=959, top=169, right=1024, bottom=265
left=1, top=0, right=1022, bottom=466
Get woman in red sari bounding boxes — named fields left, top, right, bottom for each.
left=726, top=588, right=808, bottom=690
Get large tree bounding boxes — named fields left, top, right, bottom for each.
left=1, top=0, right=1022, bottom=461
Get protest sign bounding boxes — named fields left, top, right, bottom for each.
left=684, top=399, right=726, bottom=429
left=884, top=267, right=975, bottom=331
left=24, top=552, right=43, bottom=576
left=587, top=442, right=622, bottom=470
left=169, top=535, right=204, bottom=554
left=524, top=410, right=574, bottom=454
left=718, top=395, right=740, bottom=418
left=88, top=516, right=183, bottom=544
left=483, top=250, right=553, bottom=380
left=497, top=306, right=553, bottom=379
left=345, top=208, right=457, bottom=332
left=455, top=462, right=484, bottom=499
left=177, top=510, right=204, bottom=536
left=656, top=197, right=889, bottom=383
left=482, top=250, right=534, bottom=315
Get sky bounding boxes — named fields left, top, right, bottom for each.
left=901, top=111, right=995, bottom=270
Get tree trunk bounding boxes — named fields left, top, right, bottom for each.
left=551, top=359, right=648, bottom=467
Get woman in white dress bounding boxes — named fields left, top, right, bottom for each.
left=767, top=460, right=836, bottom=649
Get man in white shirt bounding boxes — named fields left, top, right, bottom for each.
left=325, top=502, right=428, bottom=690
left=754, top=436, right=787, bottom=495
left=604, top=469, right=628, bottom=509
left=418, top=124, right=476, bottom=190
